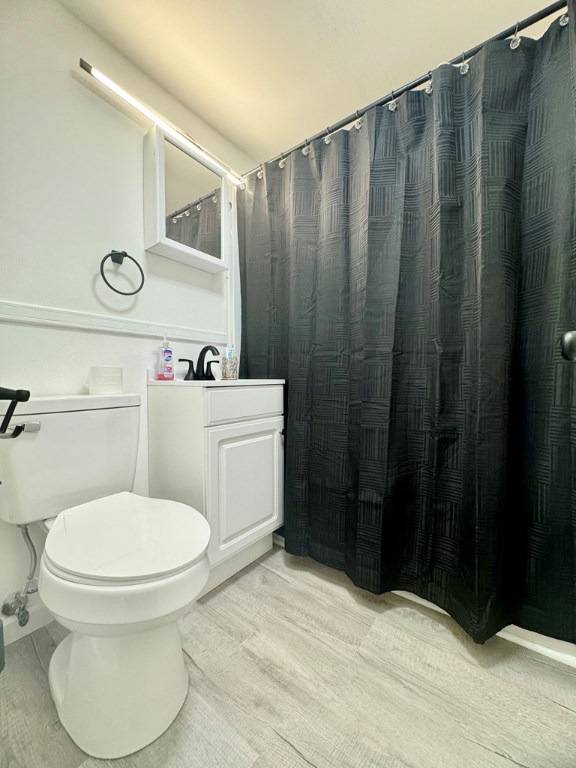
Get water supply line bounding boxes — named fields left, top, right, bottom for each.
left=2, top=525, right=39, bottom=627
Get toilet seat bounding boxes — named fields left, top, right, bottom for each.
left=43, top=492, right=210, bottom=587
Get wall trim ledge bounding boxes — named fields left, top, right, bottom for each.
left=0, top=299, right=227, bottom=344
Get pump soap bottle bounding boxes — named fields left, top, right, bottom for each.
left=156, top=336, right=174, bottom=380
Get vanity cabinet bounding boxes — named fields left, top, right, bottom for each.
left=147, top=381, right=284, bottom=589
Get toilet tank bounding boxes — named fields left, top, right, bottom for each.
left=0, top=394, right=140, bottom=525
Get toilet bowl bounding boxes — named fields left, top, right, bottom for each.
left=0, top=393, right=211, bottom=758
left=38, top=491, right=210, bottom=759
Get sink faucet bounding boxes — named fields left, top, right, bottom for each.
left=179, top=346, right=220, bottom=381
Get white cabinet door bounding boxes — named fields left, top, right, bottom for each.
left=206, top=417, right=284, bottom=565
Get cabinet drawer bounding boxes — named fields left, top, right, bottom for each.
left=204, top=385, right=283, bottom=426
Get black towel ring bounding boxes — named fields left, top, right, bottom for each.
left=100, top=250, right=145, bottom=296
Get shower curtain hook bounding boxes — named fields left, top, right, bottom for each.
left=510, top=21, right=521, bottom=49
left=459, top=52, right=470, bottom=75
left=302, top=139, right=310, bottom=156
left=388, top=90, right=398, bottom=112
left=425, top=71, right=433, bottom=94
left=560, top=12, right=569, bottom=26
left=257, top=166, right=264, bottom=180
left=354, top=109, right=363, bottom=129
left=212, top=194, right=217, bottom=204
left=279, top=152, right=286, bottom=169
left=324, top=127, right=332, bottom=145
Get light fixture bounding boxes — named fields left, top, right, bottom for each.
left=79, top=59, right=244, bottom=186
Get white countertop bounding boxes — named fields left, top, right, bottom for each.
left=147, top=379, right=284, bottom=387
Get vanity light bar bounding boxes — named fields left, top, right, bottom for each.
left=79, top=59, right=244, bottom=186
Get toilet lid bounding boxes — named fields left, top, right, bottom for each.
left=43, top=492, right=210, bottom=584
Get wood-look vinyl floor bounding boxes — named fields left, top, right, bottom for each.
left=1, top=546, right=576, bottom=768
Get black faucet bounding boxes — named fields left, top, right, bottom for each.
left=179, top=346, right=220, bottom=381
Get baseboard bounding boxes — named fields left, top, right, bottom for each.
left=272, top=532, right=285, bottom=549
left=393, top=590, right=576, bottom=668
left=3, top=593, right=52, bottom=646
left=497, top=624, right=576, bottom=668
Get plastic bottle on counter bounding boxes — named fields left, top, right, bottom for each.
left=156, top=336, right=174, bottom=381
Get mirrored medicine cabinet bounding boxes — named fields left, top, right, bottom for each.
left=143, top=125, right=232, bottom=274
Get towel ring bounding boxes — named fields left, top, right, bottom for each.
left=99, top=250, right=145, bottom=296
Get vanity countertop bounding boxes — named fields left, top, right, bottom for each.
left=147, top=379, right=285, bottom=387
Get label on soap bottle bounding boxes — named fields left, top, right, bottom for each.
left=157, top=340, right=174, bottom=380
left=163, top=348, right=173, bottom=375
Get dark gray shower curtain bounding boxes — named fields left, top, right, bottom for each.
left=239, top=13, right=576, bottom=644
left=166, top=192, right=221, bottom=259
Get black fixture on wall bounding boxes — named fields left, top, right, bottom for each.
left=99, top=250, right=145, bottom=296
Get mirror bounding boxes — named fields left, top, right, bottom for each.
left=164, top=140, right=221, bottom=260
left=143, top=126, right=230, bottom=274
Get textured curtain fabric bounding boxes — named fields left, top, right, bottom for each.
left=166, top=192, right=221, bottom=259
left=239, top=15, right=576, bottom=644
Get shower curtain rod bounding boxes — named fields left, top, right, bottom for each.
left=169, top=189, right=219, bottom=220
left=241, top=0, right=567, bottom=178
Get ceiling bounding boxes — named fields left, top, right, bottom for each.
left=57, top=0, right=563, bottom=171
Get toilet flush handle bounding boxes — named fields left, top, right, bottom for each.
left=0, top=422, right=41, bottom=440
left=0, top=387, right=33, bottom=440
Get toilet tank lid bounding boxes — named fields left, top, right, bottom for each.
left=0, top=393, right=140, bottom=417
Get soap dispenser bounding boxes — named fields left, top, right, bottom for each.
left=156, top=336, right=174, bottom=381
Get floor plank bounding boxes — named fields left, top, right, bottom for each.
left=2, top=545, right=576, bottom=768
left=0, top=633, right=85, bottom=768
left=79, top=670, right=258, bottom=768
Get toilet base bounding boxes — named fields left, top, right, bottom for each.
left=49, top=620, right=188, bottom=759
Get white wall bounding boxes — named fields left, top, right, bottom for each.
left=0, top=0, right=255, bottom=641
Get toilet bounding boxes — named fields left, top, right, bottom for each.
left=0, top=393, right=210, bottom=759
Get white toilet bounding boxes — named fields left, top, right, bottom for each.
left=0, top=393, right=210, bottom=759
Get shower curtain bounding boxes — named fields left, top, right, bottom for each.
left=238, top=11, right=576, bottom=644
left=166, top=192, right=221, bottom=259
